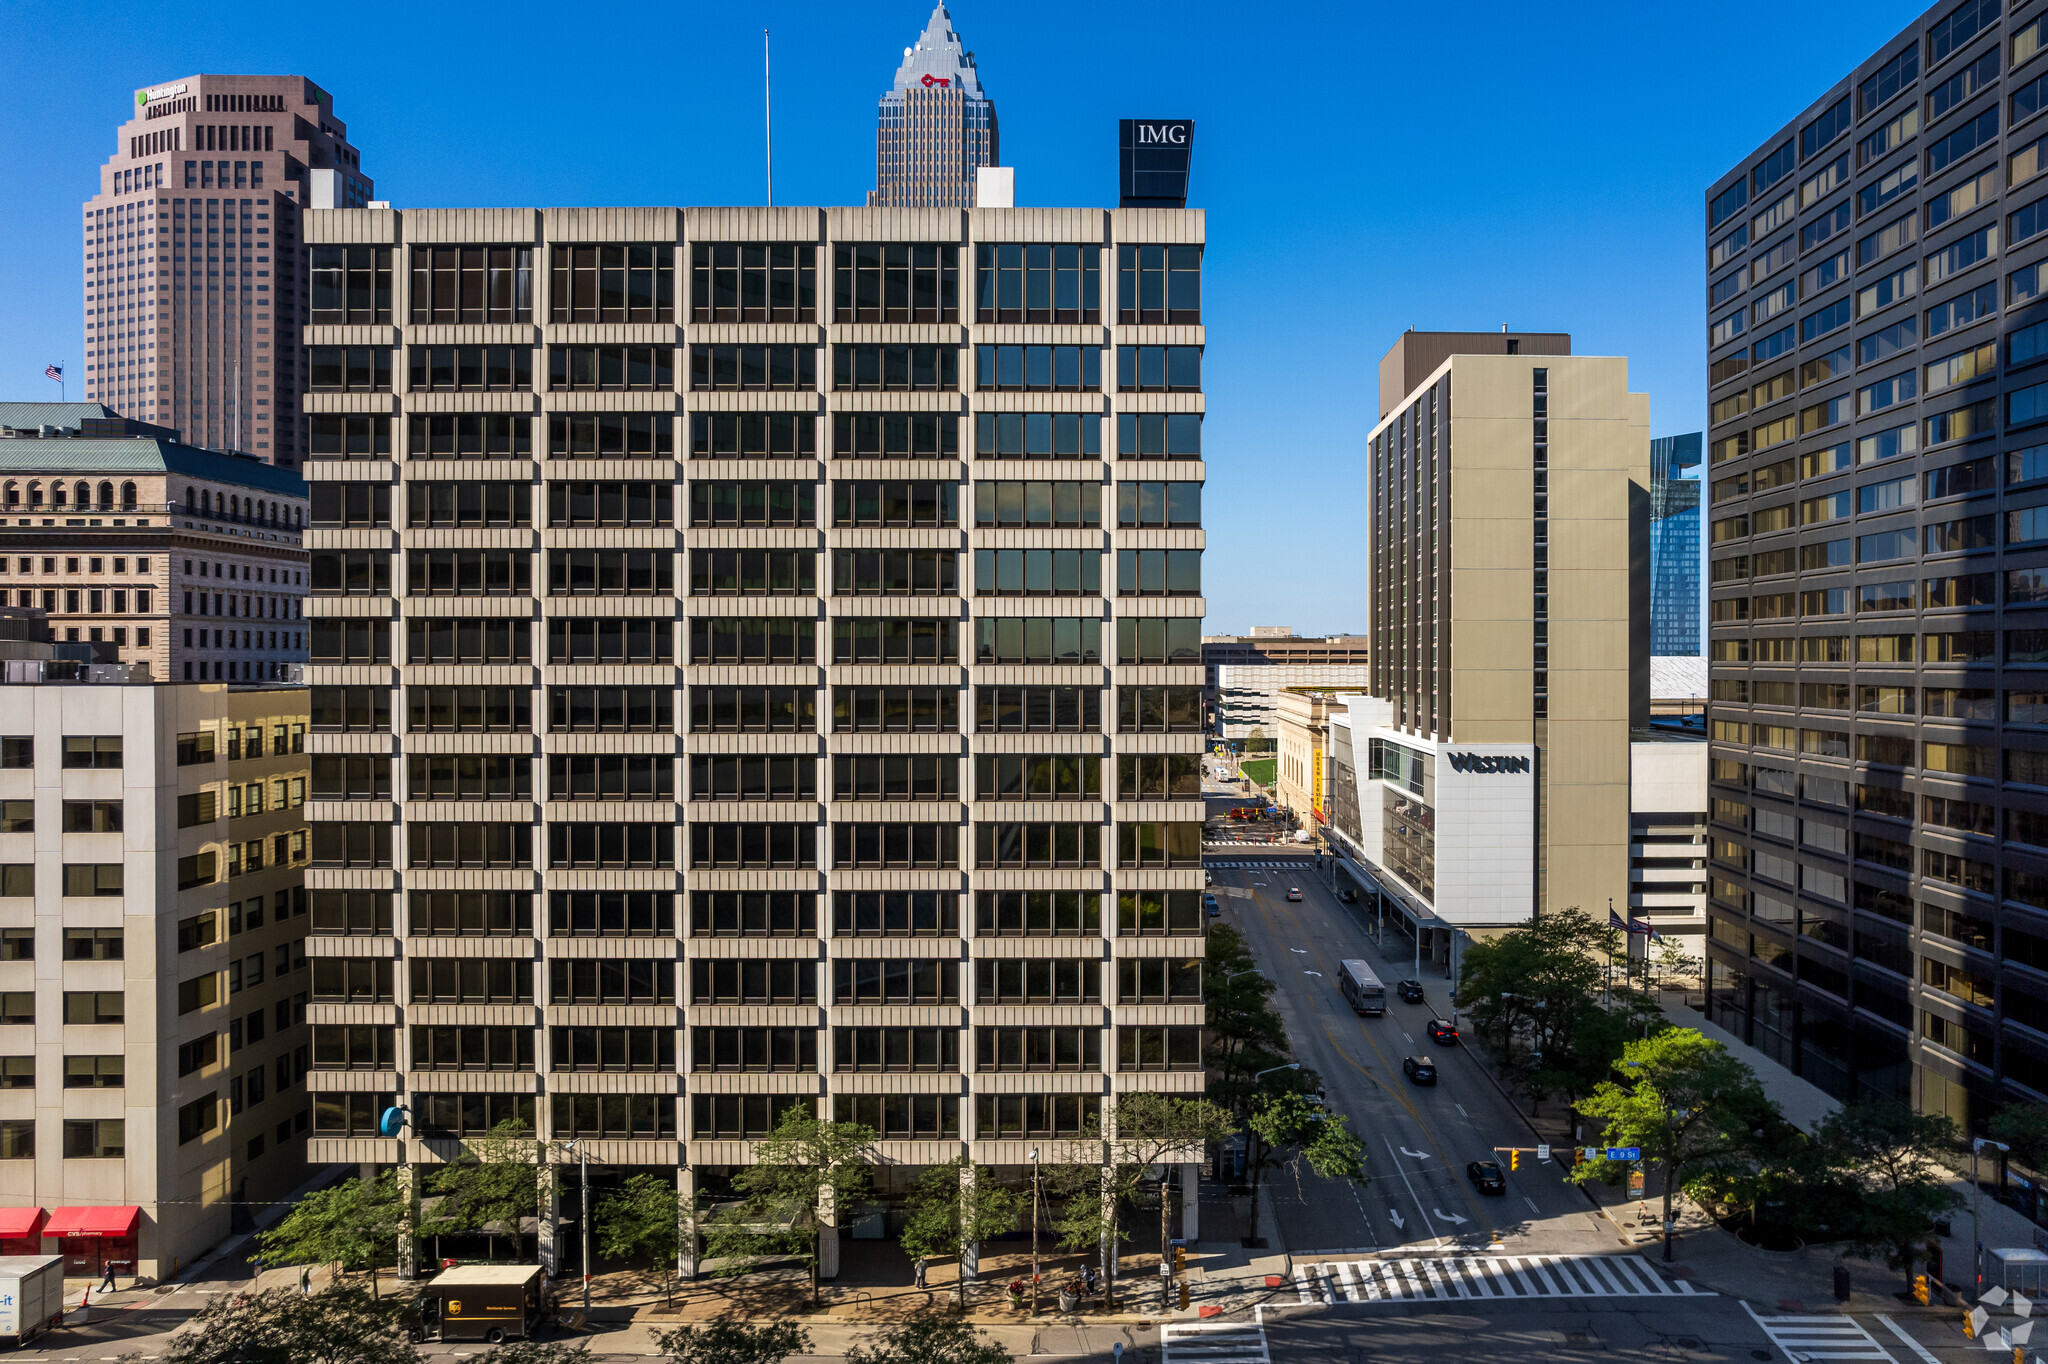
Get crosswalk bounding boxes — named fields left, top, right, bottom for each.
left=1293, top=1254, right=1711, bottom=1304
left=1204, top=857, right=1317, bottom=867
left=1743, top=1303, right=1897, bottom=1363
left=1162, top=1321, right=1270, bottom=1364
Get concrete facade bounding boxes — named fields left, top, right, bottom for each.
left=1366, top=346, right=1650, bottom=927
left=0, top=405, right=307, bottom=682
left=0, top=678, right=310, bottom=1278
left=84, top=73, right=372, bottom=465
left=296, top=202, right=1208, bottom=1269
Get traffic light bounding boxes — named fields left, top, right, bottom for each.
left=1174, top=1246, right=1187, bottom=1272
left=2014, top=1347, right=2024, bottom=1364
left=1913, top=1274, right=1929, bottom=1306
left=1179, top=1282, right=1191, bottom=1310
left=1510, top=1149, right=1520, bottom=1171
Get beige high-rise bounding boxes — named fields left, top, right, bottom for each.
left=300, top=204, right=1208, bottom=1274
left=1322, top=336, right=1649, bottom=954
left=84, top=74, right=372, bottom=466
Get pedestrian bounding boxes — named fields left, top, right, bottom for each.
left=299, top=1266, right=312, bottom=1296
left=98, top=1262, right=118, bottom=1294
left=1083, top=1262, right=1099, bottom=1294
left=913, top=1257, right=927, bottom=1289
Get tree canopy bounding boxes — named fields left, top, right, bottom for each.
left=843, top=1315, right=1012, bottom=1364
left=253, top=1172, right=404, bottom=1297
left=698, top=1103, right=876, bottom=1304
left=898, top=1158, right=1026, bottom=1304
left=652, top=1317, right=811, bottom=1364
left=140, top=1284, right=415, bottom=1364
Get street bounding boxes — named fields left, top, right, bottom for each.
left=1205, top=794, right=1615, bottom=1258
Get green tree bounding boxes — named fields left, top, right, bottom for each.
left=594, top=1173, right=682, bottom=1305
left=1569, top=1029, right=1778, bottom=1260
left=1244, top=1091, right=1369, bottom=1250
left=699, top=1103, right=875, bottom=1305
left=1203, top=922, right=1297, bottom=1115
left=129, top=1284, right=415, bottom=1364
left=1988, top=1103, right=2048, bottom=1171
left=254, top=1171, right=405, bottom=1298
left=418, top=1119, right=542, bottom=1261
left=843, top=1315, right=1011, bottom=1364
left=1810, top=1102, right=1962, bottom=1286
left=652, top=1317, right=811, bottom=1364
left=898, top=1158, right=1027, bottom=1305
left=1041, top=1094, right=1235, bottom=1306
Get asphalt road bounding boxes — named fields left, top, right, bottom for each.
left=1204, top=786, right=1624, bottom=1259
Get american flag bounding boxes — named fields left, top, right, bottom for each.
left=43, top=365, right=62, bottom=383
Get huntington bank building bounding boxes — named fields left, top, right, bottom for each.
left=1319, top=332, right=1709, bottom=972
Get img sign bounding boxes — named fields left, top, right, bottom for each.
left=1444, top=752, right=1532, bottom=775
left=1119, top=119, right=1194, bottom=209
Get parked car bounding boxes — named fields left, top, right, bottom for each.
left=1401, top=1056, right=1437, bottom=1085
left=1205, top=869, right=1214, bottom=887
left=1338, top=888, right=1359, bottom=903
left=1285, top=887, right=1303, bottom=902
left=1396, top=980, right=1426, bottom=1003
left=1203, top=893, right=1221, bottom=917
left=1467, top=1160, right=1507, bottom=1194
left=1427, top=1018, right=1460, bottom=1044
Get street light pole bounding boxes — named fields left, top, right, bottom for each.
left=1029, top=1148, right=1040, bottom=1317
left=1973, top=1137, right=2010, bottom=1296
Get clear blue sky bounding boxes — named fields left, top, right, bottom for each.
left=0, top=0, right=1928, bottom=634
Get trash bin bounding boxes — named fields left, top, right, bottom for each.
left=1833, top=1265, right=1851, bottom=1302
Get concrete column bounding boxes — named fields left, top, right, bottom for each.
left=536, top=1155, right=559, bottom=1275
left=818, top=1182, right=840, bottom=1280
left=959, top=1162, right=979, bottom=1282
left=1179, top=1162, right=1200, bottom=1243
left=395, top=1163, right=418, bottom=1281
left=677, top=1168, right=698, bottom=1280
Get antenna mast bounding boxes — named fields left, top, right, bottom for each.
left=764, top=29, right=774, bottom=207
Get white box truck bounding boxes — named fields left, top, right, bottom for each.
left=0, top=1255, right=64, bottom=1346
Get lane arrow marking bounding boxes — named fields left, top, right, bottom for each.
left=1387, top=1209, right=1404, bottom=1230
left=1400, top=1147, right=1430, bottom=1160
left=1434, top=1209, right=1469, bottom=1225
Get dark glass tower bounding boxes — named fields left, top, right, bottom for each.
left=1705, top=0, right=2048, bottom=1129
left=1651, top=433, right=1703, bottom=656
left=868, top=5, right=997, bottom=209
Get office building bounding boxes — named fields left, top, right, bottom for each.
left=1199, top=629, right=1369, bottom=725
left=1272, top=688, right=1365, bottom=827
left=1630, top=727, right=1710, bottom=954
left=300, top=202, right=1209, bottom=1272
left=1704, top=0, right=2048, bottom=1122
left=1317, top=333, right=1650, bottom=966
left=0, top=646, right=311, bottom=1278
left=869, top=6, right=998, bottom=209
left=0, top=403, right=308, bottom=682
left=85, top=74, right=373, bottom=465
left=1211, top=663, right=1371, bottom=743
left=1650, top=432, right=1704, bottom=656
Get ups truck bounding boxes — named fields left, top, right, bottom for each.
left=404, top=1264, right=549, bottom=1343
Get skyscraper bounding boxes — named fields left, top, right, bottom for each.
left=1704, top=0, right=2046, bottom=1126
left=85, top=75, right=372, bottom=467
left=868, top=6, right=997, bottom=209
left=301, top=201, right=1209, bottom=1276
left=1649, top=432, right=1702, bottom=656
left=1325, top=331, right=1650, bottom=966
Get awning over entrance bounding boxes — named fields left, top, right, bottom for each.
left=44, top=1206, right=138, bottom=1239
left=0, top=1206, right=44, bottom=1239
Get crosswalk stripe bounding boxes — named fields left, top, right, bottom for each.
left=1294, top=1254, right=1709, bottom=1303
left=1742, top=1304, right=1897, bottom=1364
left=1163, top=1321, right=1270, bottom=1364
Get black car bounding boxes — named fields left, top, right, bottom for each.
left=1401, top=1056, right=1437, bottom=1085
left=1467, top=1160, right=1506, bottom=1194
left=1396, top=980, right=1425, bottom=1003
left=1427, top=1018, right=1460, bottom=1044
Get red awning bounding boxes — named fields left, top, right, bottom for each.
left=0, top=1207, right=43, bottom=1240
left=43, top=1206, right=138, bottom=1239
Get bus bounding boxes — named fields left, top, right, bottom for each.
left=1339, top=960, right=1386, bottom=1016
